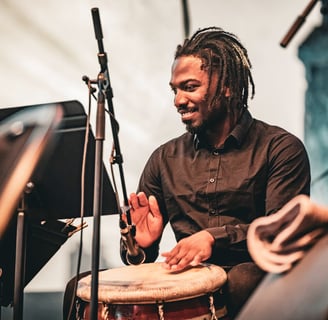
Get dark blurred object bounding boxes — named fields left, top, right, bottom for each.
left=237, top=234, right=328, bottom=320
left=0, top=100, right=118, bottom=220
left=0, top=104, right=63, bottom=237
left=247, top=195, right=328, bottom=273
left=0, top=219, right=76, bottom=307
left=0, top=100, right=118, bottom=316
left=0, top=103, right=63, bottom=314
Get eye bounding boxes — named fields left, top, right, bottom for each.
left=185, top=84, right=194, bottom=91
left=184, top=82, right=198, bottom=92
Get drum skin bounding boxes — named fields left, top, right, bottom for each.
left=77, top=262, right=227, bottom=320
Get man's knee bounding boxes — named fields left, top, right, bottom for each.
left=225, top=262, right=265, bottom=317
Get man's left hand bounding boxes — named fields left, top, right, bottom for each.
left=161, top=230, right=215, bottom=271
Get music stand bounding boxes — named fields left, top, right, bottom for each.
left=0, top=219, right=76, bottom=306
left=0, top=103, right=63, bottom=319
left=0, top=100, right=119, bottom=220
left=0, top=103, right=63, bottom=237
left=0, top=100, right=118, bottom=318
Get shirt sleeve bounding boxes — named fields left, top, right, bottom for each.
left=265, top=132, right=311, bottom=213
left=206, top=132, right=311, bottom=251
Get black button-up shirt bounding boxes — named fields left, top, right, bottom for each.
left=136, top=109, right=311, bottom=266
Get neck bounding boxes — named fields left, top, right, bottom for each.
left=207, top=122, right=232, bottom=148
left=206, top=109, right=241, bottom=148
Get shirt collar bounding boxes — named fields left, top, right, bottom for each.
left=193, top=108, right=254, bottom=151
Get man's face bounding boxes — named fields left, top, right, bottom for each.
left=169, top=55, right=226, bottom=134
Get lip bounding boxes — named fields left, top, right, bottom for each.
left=181, top=111, right=195, bottom=121
left=178, top=107, right=198, bottom=121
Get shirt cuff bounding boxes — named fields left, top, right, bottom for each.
left=206, top=227, right=229, bottom=248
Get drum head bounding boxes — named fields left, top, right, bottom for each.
left=77, top=262, right=227, bottom=304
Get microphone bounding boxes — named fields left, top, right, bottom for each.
left=120, top=220, right=146, bottom=265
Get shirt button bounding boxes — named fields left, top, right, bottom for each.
left=209, top=178, right=215, bottom=183
left=209, top=209, right=216, bottom=215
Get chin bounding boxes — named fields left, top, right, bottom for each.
left=185, top=122, right=206, bottom=135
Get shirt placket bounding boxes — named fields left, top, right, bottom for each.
left=207, top=150, right=221, bottom=227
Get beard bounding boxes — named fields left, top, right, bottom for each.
left=184, top=97, right=230, bottom=135
left=184, top=119, right=208, bottom=135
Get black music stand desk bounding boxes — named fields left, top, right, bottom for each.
left=0, top=100, right=118, bottom=315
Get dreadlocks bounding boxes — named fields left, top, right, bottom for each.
left=175, top=27, right=255, bottom=110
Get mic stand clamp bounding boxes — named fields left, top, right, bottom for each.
left=120, top=221, right=146, bottom=265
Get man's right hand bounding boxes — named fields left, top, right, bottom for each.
left=128, top=192, right=164, bottom=248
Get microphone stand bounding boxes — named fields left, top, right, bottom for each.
left=88, top=7, right=132, bottom=320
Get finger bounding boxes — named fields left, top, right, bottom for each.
left=164, top=256, right=191, bottom=272
left=148, top=195, right=161, bottom=217
left=161, top=258, right=180, bottom=271
left=129, top=193, right=140, bottom=210
left=161, top=251, right=170, bottom=257
left=137, top=192, right=148, bottom=206
left=161, top=245, right=181, bottom=262
left=189, top=254, right=203, bottom=266
left=175, top=256, right=192, bottom=271
left=162, top=246, right=190, bottom=268
left=162, top=254, right=180, bottom=266
left=161, top=251, right=175, bottom=263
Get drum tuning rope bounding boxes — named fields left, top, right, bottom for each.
left=208, top=293, right=218, bottom=320
left=157, top=303, right=165, bottom=320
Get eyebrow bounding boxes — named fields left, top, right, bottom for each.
left=169, top=78, right=199, bottom=88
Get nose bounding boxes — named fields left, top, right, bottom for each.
left=174, top=89, right=188, bottom=108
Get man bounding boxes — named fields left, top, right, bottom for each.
left=122, top=27, right=310, bottom=317
left=64, top=27, right=310, bottom=319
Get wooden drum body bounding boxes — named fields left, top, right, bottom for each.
left=76, top=262, right=227, bottom=320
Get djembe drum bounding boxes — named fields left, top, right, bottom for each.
left=76, top=262, right=228, bottom=320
